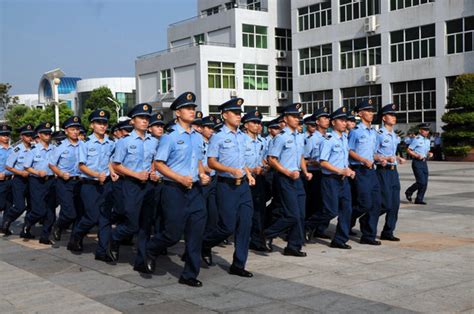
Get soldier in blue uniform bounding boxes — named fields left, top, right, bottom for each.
left=67, top=109, right=117, bottom=263
left=2, top=124, right=35, bottom=236
left=346, top=110, right=357, bottom=133
left=201, top=97, right=255, bottom=278
left=78, top=125, right=87, bottom=141
left=20, top=122, right=56, bottom=244
left=242, top=110, right=268, bottom=252
left=405, top=123, right=432, bottom=205
left=108, top=103, right=157, bottom=266
left=144, top=92, right=209, bottom=287
left=49, top=116, right=83, bottom=242
left=0, top=124, right=13, bottom=219
left=304, top=107, right=332, bottom=240
left=375, top=104, right=406, bottom=241
left=313, top=107, right=355, bottom=249
left=192, top=111, right=203, bottom=133
left=265, top=103, right=312, bottom=256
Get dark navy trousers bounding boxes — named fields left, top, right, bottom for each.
left=377, top=168, right=400, bottom=237
left=314, top=175, right=352, bottom=245
left=350, top=168, right=381, bottom=241
left=147, top=182, right=206, bottom=280
left=71, top=180, right=113, bottom=257
left=55, top=179, right=83, bottom=230
left=0, top=179, right=12, bottom=212
left=4, top=176, right=30, bottom=223
left=304, top=170, right=323, bottom=232
left=203, top=176, right=218, bottom=236
left=264, top=173, right=305, bottom=251
left=203, top=179, right=253, bottom=269
left=24, top=177, right=56, bottom=239
left=406, top=159, right=429, bottom=202
left=250, top=175, right=266, bottom=248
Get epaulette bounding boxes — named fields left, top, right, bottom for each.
left=14, top=147, right=20, bottom=153
left=123, top=134, right=130, bottom=138
left=323, top=133, right=332, bottom=140
left=307, top=134, right=313, bottom=139
left=377, top=129, right=383, bottom=134
left=166, top=129, right=175, bottom=134
left=31, top=144, right=36, bottom=149
left=257, top=137, right=262, bottom=142
left=279, top=130, right=286, bottom=135
left=85, top=137, right=90, bottom=142
left=55, top=141, right=62, bottom=147
left=354, top=126, right=359, bottom=129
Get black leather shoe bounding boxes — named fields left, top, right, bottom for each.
left=360, top=238, right=382, bottom=245
left=1, top=220, right=12, bottom=236
left=283, top=247, right=307, bottom=257
left=305, top=230, right=313, bottom=242
left=330, top=241, right=352, bottom=249
left=52, top=224, right=62, bottom=241
left=20, top=225, right=35, bottom=239
left=414, top=201, right=427, bottom=205
left=380, top=234, right=400, bottom=241
left=201, top=248, right=213, bottom=266
left=39, top=237, right=52, bottom=245
left=107, top=240, right=120, bottom=262
left=144, top=254, right=156, bottom=273
left=266, top=238, right=274, bottom=252
left=313, top=232, right=331, bottom=239
left=249, top=242, right=270, bottom=252
left=229, top=265, right=253, bottom=277
left=405, top=191, right=412, bottom=202
left=67, top=239, right=83, bottom=252
left=179, top=277, right=202, bottom=287
left=96, top=255, right=115, bottom=263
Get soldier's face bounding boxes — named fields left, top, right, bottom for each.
left=149, top=125, right=164, bottom=137
left=383, top=114, right=397, bottom=126
left=176, top=106, right=196, bottom=124
left=419, top=129, right=430, bottom=137
left=192, top=124, right=203, bottom=133
left=269, top=128, right=280, bottom=137
left=317, top=116, right=330, bottom=129
left=306, top=124, right=316, bottom=133
left=284, top=114, right=299, bottom=130
left=201, top=126, right=214, bottom=140
left=331, top=118, right=347, bottom=133
left=21, top=134, right=32, bottom=143
left=92, top=121, right=108, bottom=135
left=223, top=110, right=241, bottom=128
left=39, top=132, right=51, bottom=143
left=65, top=126, right=79, bottom=141
left=0, top=135, right=9, bottom=144
left=245, top=121, right=260, bottom=134
left=346, top=120, right=356, bottom=130
left=358, top=109, right=375, bottom=123
left=132, top=115, right=150, bottom=131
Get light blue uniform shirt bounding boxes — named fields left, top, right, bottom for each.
left=408, top=135, right=431, bottom=158
left=244, top=133, right=264, bottom=170
left=79, top=133, right=115, bottom=179
left=319, top=131, right=349, bottom=175
left=155, top=123, right=203, bottom=182
left=348, top=123, right=377, bottom=165
left=113, top=130, right=158, bottom=173
left=268, top=127, right=304, bottom=172
left=49, top=139, right=81, bottom=176
left=0, top=145, right=13, bottom=175
left=375, top=127, right=400, bottom=165
left=6, top=142, right=31, bottom=172
left=262, top=135, right=273, bottom=159
left=304, top=130, right=325, bottom=171
left=202, top=139, right=215, bottom=176
left=207, top=124, right=248, bottom=179
left=23, top=142, right=55, bottom=176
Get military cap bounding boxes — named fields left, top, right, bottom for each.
left=35, top=122, right=53, bottom=134
left=52, top=130, right=67, bottom=142
left=303, top=114, right=317, bottom=125
left=201, top=116, right=216, bottom=127
left=0, top=124, right=12, bottom=135
left=380, top=103, right=398, bottom=116
left=111, top=124, right=119, bottom=134
left=314, top=107, right=330, bottom=119
left=281, top=103, right=303, bottom=116
left=347, top=109, right=356, bottom=121
left=192, top=111, right=204, bottom=125
left=18, top=123, right=35, bottom=136
left=213, top=117, right=223, bottom=130
left=241, top=109, right=262, bottom=124
left=115, top=119, right=132, bottom=132
left=128, top=103, right=152, bottom=118
left=218, top=98, right=244, bottom=112
left=299, top=111, right=305, bottom=124
left=62, top=116, right=82, bottom=129
left=354, top=99, right=375, bottom=112
left=164, top=119, right=177, bottom=133
left=89, top=109, right=110, bottom=122
left=418, top=123, right=431, bottom=130
left=79, top=125, right=86, bottom=134
left=329, top=107, right=348, bottom=120
left=149, top=113, right=165, bottom=127
left=267, top=118, right=280, bottom=129
left=170, top=92, right=197, bottom=110
left=277, top=114, right=285, bottom=123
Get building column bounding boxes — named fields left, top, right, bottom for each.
left=435, top=77, right=446, bottom=133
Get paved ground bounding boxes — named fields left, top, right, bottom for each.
left=0, top=161, right=473, bottom=313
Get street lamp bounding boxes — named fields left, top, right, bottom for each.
left=107, top=97, right=122, bottom=120
left=43, top=68, right=65, bottom=131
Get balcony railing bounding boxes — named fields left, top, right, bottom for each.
left=136, top=41, right=236, bottom=60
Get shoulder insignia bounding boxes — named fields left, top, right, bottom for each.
left=31, top=144, right=36, bottom=149
left=354, top=126, right=359, bottom=129
left=257, top=137, right=262, bottom=142
left=123, top=134, right=129, bottom=138
left=307, top=134, right=313, bottom=139
left=55, top=141, right=62, bottom=147
left=85, top=137, right=90, bottom=142
left=377, top=129, right=383, bottom=134
left=280, top=130, right=286, bottom=134
left=14, top=147, right=20, bottom=153
left=323, top=133, right=332, bottom=140
left=167, top=129, right=175, bottom=134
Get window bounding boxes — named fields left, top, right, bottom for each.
left=340, top=0, right=380, bottom=23
left=275, top=28, right=292, bottom=51
left=298, top=2, right=332, bottom=32
left=209, top=106, right=220, bottom=115
left=390, top=0, right=434, bottom=11
left=160, top=69, right=171, bottom=93
left=242, top=24, right=267, bottom=48
left=247, top=0, right=261, bottom=11
left=341, top=85, right=382, bottom=112
left=194, top=34, right=205, bottom=44
left=225, top=1, right=236, bottom=10
left=299, top=44, right=332, bottom=75
left=276, top=66, right=293, bottom=91
left=300, top=90, right=333, bottom=114
left=392, top=79, right=436, bottom=123
left=243, top=64, right=268, bottom=90
left=244, top=106, right=270, bottom=115
left=447, top=16, right=474, bottom=54
left=203, top=6, right=220, bottom=16
left=208, top=62, right=236, bottom=89
left=116, top=91, right=136, bottom=115
left=390, top=24, right=435, bottom=62
left=341, top=34, right=381, bottom=69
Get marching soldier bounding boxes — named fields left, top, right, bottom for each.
left=21, top=122, right=56, bottom=245
left=67, top=109, right=117, bottom=263
left=313, top=107, right=355, bottom=249
left=376, top=104, right=405, bottom=241
left=144, top=92, right=209, bottom=287
left=202, top=98, right=255, bottom=278
left=346, top=110, right=357, bottom=132
left=2, top=124, right=34, bottom=236
left=0, top=124, right=13, bottom=217
left=192, top=111, right=203, bottom=133
left=405, top=123, right=432, bottom=205
left=264, top=103, right=312, bottom=257
left=79, top=125, right=87, bottom=141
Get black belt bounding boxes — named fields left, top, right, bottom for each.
left=60, top=176, right=81, bottom=181
left=217, top=176, right=247, bottom=186
left=32, top=175, right=55, bottom=182
left=164, top=180, right=199, bottom=190
left=82, top=177, right=111, bottom=185
left=123, top=176, right=148, bottom=184
left=350, top=165, right=374, bottom=170
left=1, top=175, right=13, bottom=181
left=377, top=165, right=397, bottom=170
left=322, top=174, right=346, bottom=180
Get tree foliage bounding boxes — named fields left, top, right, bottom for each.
left=81, top=86, right=118, bottom=127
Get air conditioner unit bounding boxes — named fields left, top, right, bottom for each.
left=230, top=90, right=238, bottom=98
left=278, top=92, right=288, bottom=100
left=364, top=16, right=378, bottom=33
left=365, top=66, right=378, bottom=83
left=276, top=50, right=287, bottom=59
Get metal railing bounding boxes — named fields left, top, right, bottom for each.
left=137, top=41, right=236, bottom=60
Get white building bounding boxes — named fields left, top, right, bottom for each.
left=291, top=0, right=473, bottom=132
left=135, top=0, right=293, bottom=120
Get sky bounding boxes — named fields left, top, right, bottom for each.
left=0, top=0, right=196, bottom=94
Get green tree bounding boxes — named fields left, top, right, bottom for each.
left=0, top=83, right=19, bottom=119
left=441, top=74, right=474, bottom=157
left=82, top=86, right=118, bottom=126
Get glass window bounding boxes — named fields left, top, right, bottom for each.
left=340, top=0, right=380, bottom=23
left=299, top=43, right=332, bottom=75
left=340, top=34, right=381, bottom=69
left=276, top=66, right=293, bottom=91
left=275, top=28, right=292, bottom=51
left=300, top=90, right=333, bottom=114
left=208, top=62, right=235, bottom=89
left=342, top=85, right=382, bottom=111
left=390, top=0, right=434, bottom=11
left=392, top=78, right=436, bottom=122
left=160, top=69, right=171, bottom=93
left=297, top=2, right=332, bottom=31
left=390, top=24, right=436, bottom=62
left=446, top=16, right=474, bottom=54
left=243, top=24, right=267, bottom=48
left=243, top=64, right=268, bottom=90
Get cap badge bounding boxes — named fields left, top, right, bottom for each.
left=73, top=117, right=78, bottom=122
left=295, top=103, right=302, bottom=110
left=186, top=93, right=193, bottom=101
left=143, top=104, right=149, bottom=111
left=45, top=123, right=51, bottom=128
left=342, top=107, right=346, bottom=113
left=99, top=111, right=105, bottom=117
